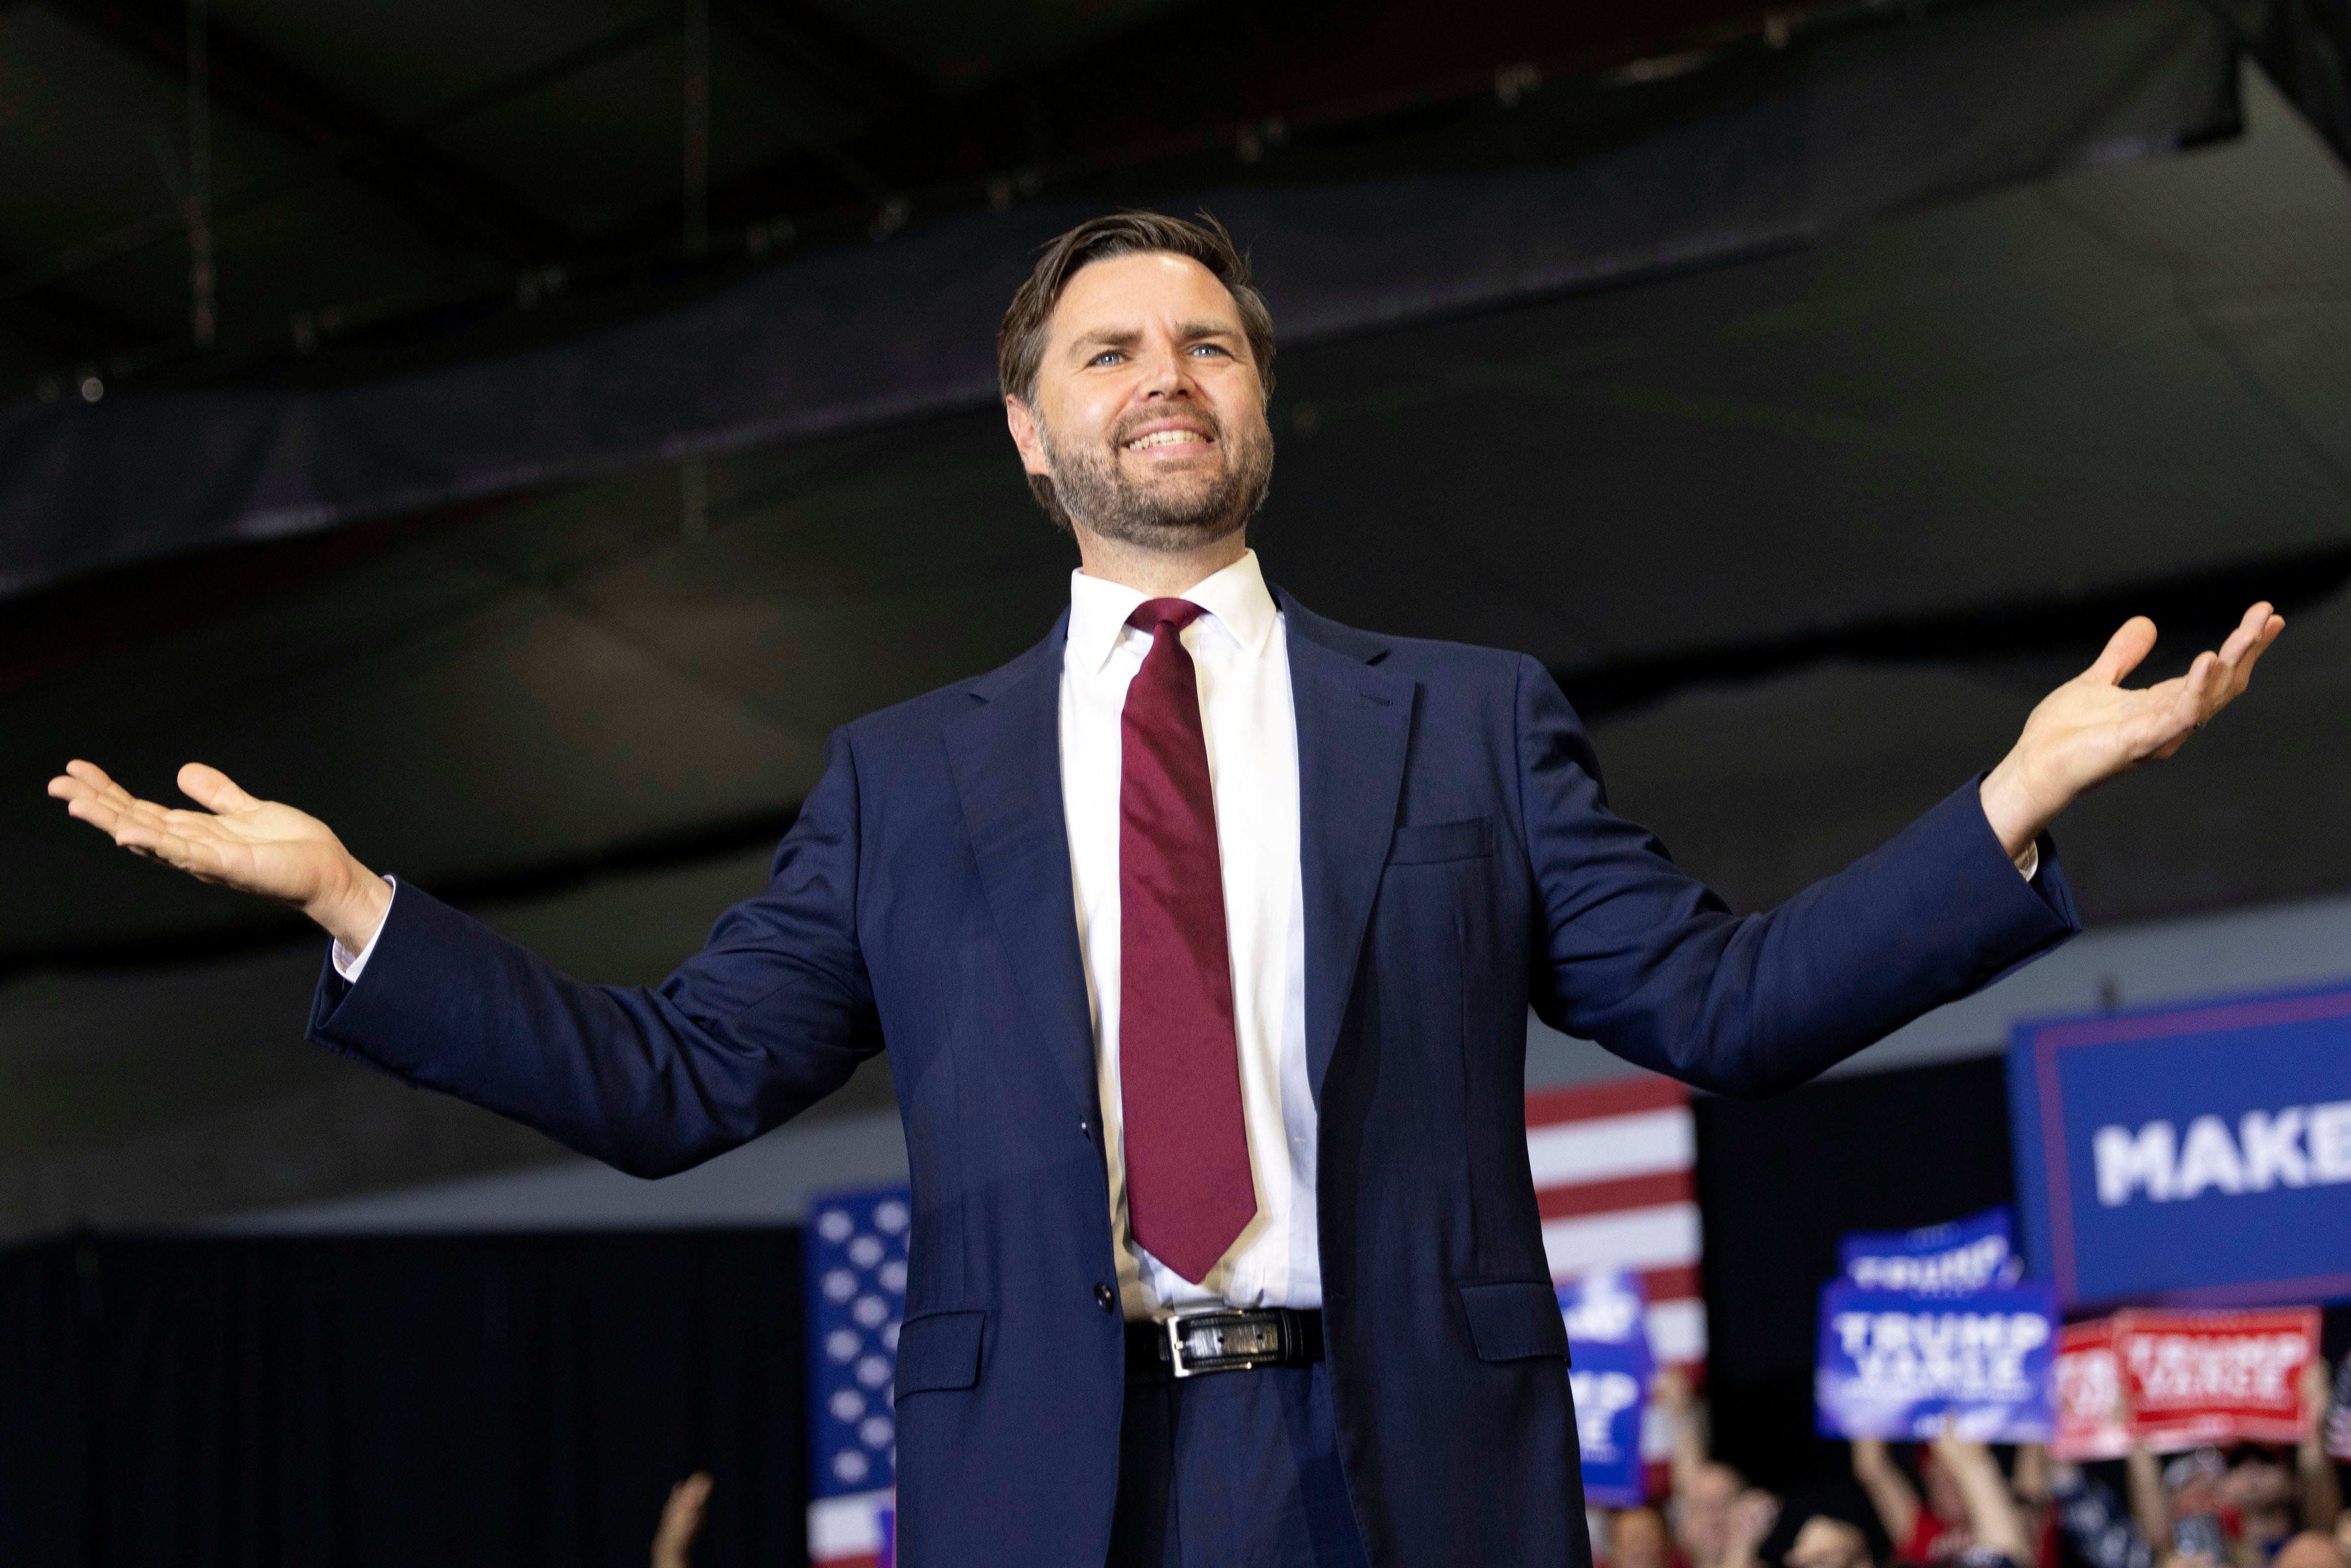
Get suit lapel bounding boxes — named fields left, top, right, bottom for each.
left=941, top=615, right=1101, bottom=1123
left=1281, top=593, right=1415, bottom=1104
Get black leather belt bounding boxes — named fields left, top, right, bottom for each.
left=1125, top=1307, right=1325, bottom=1379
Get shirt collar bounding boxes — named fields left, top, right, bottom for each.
left=1065, top=549, right=1278, bottom=674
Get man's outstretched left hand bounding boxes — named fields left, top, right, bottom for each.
left=1978, top=601, right=2285, bottom=865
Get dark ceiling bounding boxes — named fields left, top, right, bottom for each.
left=0, top=0, right=1799, bottom=399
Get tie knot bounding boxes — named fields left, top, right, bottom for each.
left=1128, top=598, right=1208, bottom=637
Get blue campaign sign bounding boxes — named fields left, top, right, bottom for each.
left=1840, top=1207, right=2021, bottom=1295
left=1560, top=1270, right=1653, bottom=1506
left=2006, top=982, right=2351, bottom=1308
left=1814, top=1282, right=2058, bottom=1442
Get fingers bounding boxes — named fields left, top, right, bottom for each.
left=178, top=762, right=259, bottom=813
left=2177, top=603, right=2286, bottom=734
left=48, top=762, right=227, bottom=874
left=2086, top=616, right=2158, bottom=686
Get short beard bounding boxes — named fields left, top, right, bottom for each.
left=1030, top=406, right=1274, bottom=552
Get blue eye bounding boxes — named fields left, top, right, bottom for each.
left=1091, top=351, right=1123, bottom=366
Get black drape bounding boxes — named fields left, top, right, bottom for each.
left=0, top=1228, right=807, bottom=1568
left=1694, top=1056, right=2023, bottom=1489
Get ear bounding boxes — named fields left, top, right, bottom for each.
left=1005, top=395, right=1052, bottom=478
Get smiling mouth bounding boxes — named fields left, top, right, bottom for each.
left=1123, top=429, right=1211, bottom=451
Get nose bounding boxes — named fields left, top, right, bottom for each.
left=1136, top=341, right=1195, bottom=400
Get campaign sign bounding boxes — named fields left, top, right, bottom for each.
left=1561, top=1270, right=1652, bottom=1506
left=2052, top=1317, right=2129, bottom=1460
left=2052, top=1309, right=2319, bottom=1457
left=2007, top=982, right=2351, bottom=1308
left=1814, top=1282, right=2059, bottom=1441
left=1840, top=1207, right=2022, bottom=1295
left=2113, top=1307, right=2318, bottom=1451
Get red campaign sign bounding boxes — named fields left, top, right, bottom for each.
left=2054, top=1318, right=2130, bottom=1460
left=2053, top=1308, right=2319, bottom=1458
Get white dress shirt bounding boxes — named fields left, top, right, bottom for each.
left=1058, top=550, right=1318, bottom=1320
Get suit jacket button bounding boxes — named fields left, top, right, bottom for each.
left=1094, top=1283, right=1116, bottom=1313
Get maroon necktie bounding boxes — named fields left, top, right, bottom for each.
left=1119, top=598, right=1258, bottom=1284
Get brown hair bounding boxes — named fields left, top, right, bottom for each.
left=996, top=209, right=1277, bottom=408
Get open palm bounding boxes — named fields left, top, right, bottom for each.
left=48, top=759, right=369, bottom=918
left=1981, top=601, right=2285, bottom=855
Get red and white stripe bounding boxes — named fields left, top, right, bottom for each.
left=810, top=1490, right=891, bottom=1567
left=1526, top=1073, right=1706, bottom=1479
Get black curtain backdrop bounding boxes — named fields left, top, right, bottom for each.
left=1695, top=1056, right=2024, bottom=1491
left=0, top=1229, right=807, bottom=1568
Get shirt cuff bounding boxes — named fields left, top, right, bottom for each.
left=2017, top=842, right=2041, bottom=883
left=330, top=875, right=398, bottom=982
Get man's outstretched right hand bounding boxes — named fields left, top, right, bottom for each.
left=48, top=759, right=392, bottom=955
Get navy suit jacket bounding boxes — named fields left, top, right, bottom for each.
left=309, top=591, right=2078, bottom=1567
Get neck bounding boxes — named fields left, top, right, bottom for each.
left=1070, top=528, right=1248, bottom=598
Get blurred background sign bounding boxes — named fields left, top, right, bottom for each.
left=2052, top=1307, right=2321, bottom=1458
left=2008, top=985, right=2351, bottom=1308
left=1561, top=1267, right=1658, bottom=1506
left=1813, top=1279, right=2060, bottom=1442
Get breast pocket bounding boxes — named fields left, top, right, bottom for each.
left=1386, top=815, right=1493, bottom=866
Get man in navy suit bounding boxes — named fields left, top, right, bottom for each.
left=53, top=212, right=2282, bottom=1568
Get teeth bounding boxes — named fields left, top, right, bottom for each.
left=1125, top=429, right=1206, bottom=450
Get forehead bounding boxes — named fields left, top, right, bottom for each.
left=1048, top=250, right=1239, bottom=337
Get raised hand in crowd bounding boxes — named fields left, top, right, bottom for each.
left=1852, top=1439, right=1924, bottom=1555
left=1724, top=1488, right=1785, bottom=1568
left=46, top=760, right=391, bottom=954
left=651, top=1471, right=713, bottom=1568
left=1926, top=1428, right=2033, bottom=1568
left=2297, top=1359, right=2343, bottom=1539
left=1783, top=1507, right=1872, bottom=1568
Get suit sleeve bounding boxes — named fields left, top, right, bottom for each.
left=307, top=729, right=882, bottom=1176
left=1512, top=656, right=2078, bottom=1098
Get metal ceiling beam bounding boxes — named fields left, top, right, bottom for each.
left=44, top=0, right=572, bottom=266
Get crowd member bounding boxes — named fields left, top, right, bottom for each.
left=1660, top=1366, right=1759, bottom=1568
left=2051, top=1457, right=2157, bottom=1568
left=1925, top=1432, right=2038, bottom=1568
left=2124, top=1360, right=2344, bottom=1568
left=1761, top=1479, right=1886, bottom=1568
left=1725, top=1488, right=1787, bottom=1568
left=1854, top=1437, right=1976, bottom=1564
left=650, top=1471, right=713, bottom=1568
left=1608, top=1505, right=1677, bottom=1568
left=2274, top=1533, right=2348, bottom=1568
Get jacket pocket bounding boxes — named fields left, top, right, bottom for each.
left=895, top=1309, right=986, bottom=1395
left=1457, top=1280, right=1569, bottom=1364
left=1388, top=816, right=1493, bottom=865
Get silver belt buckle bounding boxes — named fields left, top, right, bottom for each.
left=1165, top=1310, right=1279, bottom=1379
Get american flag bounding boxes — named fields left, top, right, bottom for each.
left=1527, top=1073, right=1706, bottom=1489
left=805, top=1184, right=910, bottom=1568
